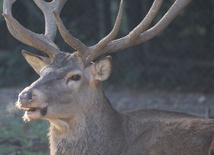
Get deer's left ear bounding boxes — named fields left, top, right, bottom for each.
left=89, top=56, right=112, bottom=81
left=22, top=50, right=51, bottom=75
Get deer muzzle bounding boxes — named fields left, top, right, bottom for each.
left=19, top=91, right=33, bottom=106
left=17, top=89, right=48, bottom=121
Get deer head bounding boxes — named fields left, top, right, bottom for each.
left=3, top=0, right=191, bottom=130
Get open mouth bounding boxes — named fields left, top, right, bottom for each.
left=26, top=107, right=36, bottom=112
left=21, top=106, right=48, bottom=117
left=26, top=107, right=41, bottom=113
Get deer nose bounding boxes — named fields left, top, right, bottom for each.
left=19, top=91, right=33, bottom=105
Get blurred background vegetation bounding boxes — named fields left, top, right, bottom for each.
left=0, top=1, right=213, bottom=154
left=0, top=0, right=213, bottom=92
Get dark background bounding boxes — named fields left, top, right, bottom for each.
left=0, top=0, right=213, bottom=92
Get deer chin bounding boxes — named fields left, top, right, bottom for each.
left=21, top=106, right=48, bottom=122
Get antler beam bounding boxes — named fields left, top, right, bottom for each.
left=2, top=0, right=67, bottom=58
left=33, top=0, right=67, bottom=41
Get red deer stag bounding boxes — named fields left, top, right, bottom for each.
left=3, top=0, right=214, bottom=155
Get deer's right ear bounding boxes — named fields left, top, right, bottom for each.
left=22, top=50, right=51, bottom=75
left=88, top=56, right=112, bottom=82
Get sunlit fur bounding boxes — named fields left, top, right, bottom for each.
left=15, top=52, right=214, bottom=155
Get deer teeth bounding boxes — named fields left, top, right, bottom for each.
left=27, top=108, right=37, bottom=112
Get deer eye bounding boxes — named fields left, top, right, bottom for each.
left=67, top=74, right=81, bottom=83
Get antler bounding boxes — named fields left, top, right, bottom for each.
left=52, top=0, right=124, bottom=64
left=53, top=0, right=191, bottom=65
left=3, top=0, right=192, bottom=65
left=3, top=0, right=67, bottom=58
left=53, top=10, right=89, bottom=57
left=53, top=0, right=124, bottom=63
left=85, top=0, right=192, bottom=64
left=84, top=0, right=163, bottom=63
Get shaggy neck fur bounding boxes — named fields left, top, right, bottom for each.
left=48, top=91, right=125, bottom=155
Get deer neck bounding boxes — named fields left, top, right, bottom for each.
left=48, top=90, right=124, bottom=155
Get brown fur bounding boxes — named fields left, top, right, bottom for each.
left=15, top=53, right=214, bottom=155
left=4, top=0, right=211, bottom=154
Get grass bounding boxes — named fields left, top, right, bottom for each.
left=0, top=88, right=49, bottom=155
left=0, top=114, right=49, bottom=155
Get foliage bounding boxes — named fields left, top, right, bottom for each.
left=0, top=0, right=2, bottom=14
left=0, top=49, right=37, bottom=87
left=0, top=0, right=213, bottom=91
left=0, top=117, right=48, bottom=155
left=0, top=89, right=49, bottom=155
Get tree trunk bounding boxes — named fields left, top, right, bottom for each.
left=102, top=0, right=112, bottom=36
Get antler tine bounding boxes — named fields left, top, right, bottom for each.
left=3, top=0, right=60, bottom=58
left=3, top=0, right=30, bottom=46
left=85, top=0, right=161, bottom=64
left=106, top=0, right=192, bottom=53
left=33, top=0, right=67, bottom=41
left=53, top=10, right=89, bottom=57
left=127, top=0, right=163, bottom=43
left=137, top=0, right=192, bottom=44
left=85, top=0, right=124, bottom=64
left=3, top=0, right=36, bottom=49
